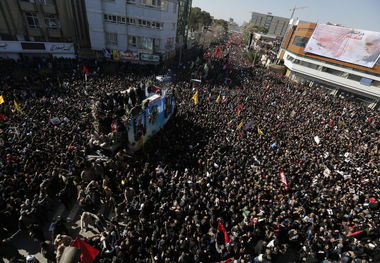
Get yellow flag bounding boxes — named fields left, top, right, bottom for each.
left=14, top=100, right=24, bottom=115
left=216, top=95, right=221, bottom=103
left=236, top=122, right=244, bottom=130
left=258, top=127, right=264, bottom=135
left=121, top=180, right=125, bottom=185
left=138, top=134, right=145, bottom=146
left=192, top=90, right=199, bottom=105
left=0, top=95, right=4, bottom=104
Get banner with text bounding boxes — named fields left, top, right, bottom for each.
left=304, top=24, right=380, bottom=68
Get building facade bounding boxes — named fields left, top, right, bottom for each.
left=279, top=23, right=380, bottom=103
left=0, top=0, right=90, bottom=59
left=250, top=12, right=289, bottom=37
left=176, top=0, right=191, bottom=48
left=85, top=0, right=179, bottom=63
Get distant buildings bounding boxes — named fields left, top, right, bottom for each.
left=250, top=12, right=289, bottom=37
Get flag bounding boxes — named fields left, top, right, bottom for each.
left=243, top=120, right=254, bottom=131
left=71, top=238, right=100, bottom=263
left=236, top=122, right=244, bottom=130
left=347, top=230, right=365, bottom=237
left=192, top=90, right=199, bottom=105
left=216, top=95, right=221, bottom=103
left=14, top=100, right=24, bottom=115
left=257, top=127, right=264, bottom=135
left=217, top=220, right=230, bottom=244
left=275, top=122, right=282, bottom=129
left=82, top=65, right=90, bottom=75
left=0, top=95, right=4, bottom=104
left=367, top=117, right=374, bottom=123
left=138, top=135, right=144, bottom=146
left=0, top=114, right=7, bottom=120
left=280, top=170, right=288, bottom=188
left=215, top=47, right=221, bottom=57
left=329, top=120, right=335, bottom=126
left=369, top=198, right=376, bottom=203
left=227, top=120, right=233, bottom=127
left=236, top=104, right=243, bottom=115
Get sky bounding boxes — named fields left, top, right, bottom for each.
left=191, top=0, right=380, bottom=32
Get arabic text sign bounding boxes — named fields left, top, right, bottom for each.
left=304, top=24, right=380, bottom=68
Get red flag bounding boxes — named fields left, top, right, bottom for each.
left=275, top=122, right=282, bottom=129
left=71, top=238, right=100, bottom=263
left=224, top=258, right=233, bottom=263
left=227, top=121, right=233, bottom=127
left=369, top=198, right=376, bottom=203
left=280, top=170, right=288, bottom=188
left=215, top=48, right=221, bottom=57
left=347, top=230, right=365, bottom=237
left=367, top=117, right=374, bottom=123
left=217, top=220, right=230, bottom=244
left=329, top=120, right=335, bottom=126
left=0, top=114, right=7, bottom=120
left=82, top=65, right=90, bottom=75
left=236, top=104, right=243, bottom=115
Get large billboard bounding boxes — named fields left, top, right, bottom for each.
left=304, top=24, right=380, bottom=68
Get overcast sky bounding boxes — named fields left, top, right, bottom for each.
left=192, top=0, right=380, bottom=32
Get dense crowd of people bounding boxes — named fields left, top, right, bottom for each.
left=1, top=33, right=380, bottom=263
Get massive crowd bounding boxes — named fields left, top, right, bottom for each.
left=1, top=34, right=379, bottom=263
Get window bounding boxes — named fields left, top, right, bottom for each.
left=292, top=36, right=309, bottom=48
left=106, top=32, right=118, bottom=45
left=155, top=22, right=162, bottom=29
left=142, top=20, right=147, bottom=26
left=154, top=38, right=160, bottom=50
left=128, top=18, right=135, bottom=24
left=146, top=21, right=151, bottom=27
left=25, top=12, right=39, bottom=28
left=128, top=35, right=137, bottom=47
left=121, top=17, right=126, bottom=24
left=166, top=37, right=174, bottom=49
left=44, top=15, right=60, bottom=29
left=142, top=37, right=153, bottom=50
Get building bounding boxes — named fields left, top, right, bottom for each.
left=176, top=0, right=191, bottom=48
left=84, top=0, right=179, bottom=63
left=279, top=22, right=380, bottom=104
left=250, top=12, right=289, bottom=37
left=0, top=0, right=90, bottom=59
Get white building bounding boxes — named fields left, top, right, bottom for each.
left=84, top=0, right=179, bottom=63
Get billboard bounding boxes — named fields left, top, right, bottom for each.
left=304, top=24, right=380, bottom=68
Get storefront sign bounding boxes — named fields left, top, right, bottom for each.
left=140, top=53, right=160, bottom=62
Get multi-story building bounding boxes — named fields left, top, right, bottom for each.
left=279, top=22, right=380, bottom=105
left=84, top=0, right=179, bottom=63
left=250, top=12, right=289, bottom=37
left=0, top=0, right=90, bottom=59
left=176, top=0, right=191, bottom=48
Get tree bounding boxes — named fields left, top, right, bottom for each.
left=189, top=7, right=212, bottom=32
left=242, top=23, right=258, bottom=45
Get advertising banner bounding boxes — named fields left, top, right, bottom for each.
left=120, top=50, right=139, bottom=60
left=304, top=24, right=380, bottom=68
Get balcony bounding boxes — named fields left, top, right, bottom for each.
left=19, top=1, right=37, bottom=12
